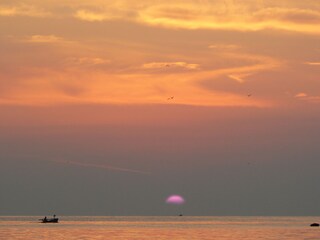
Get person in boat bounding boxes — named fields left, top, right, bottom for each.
left=53, top=215, right=56, bottom=219
left=44, top=216, right=47, bottom=222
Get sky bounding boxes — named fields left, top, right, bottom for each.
left=0, top=0, right=320, bottom=216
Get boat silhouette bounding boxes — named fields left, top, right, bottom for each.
left=40, top=215, right=59, bottom=223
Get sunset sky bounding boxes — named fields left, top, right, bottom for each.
left=1, top=0, right=320, bottom=216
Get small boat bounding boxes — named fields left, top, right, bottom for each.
left=40, top=215, right=59, bottom=223
left=310, top=223, right=319, bottom=227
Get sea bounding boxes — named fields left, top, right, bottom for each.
left=0, top=216, right=319, bottom=239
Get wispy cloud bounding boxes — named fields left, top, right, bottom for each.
left=26, top=35, right=64, bottom=43
left=2, top=1, right=320, bottom=34
left=52, top=159, right=152, bottom=175
left=294, top=93, right=320, bottom=103
left=74, top=10, right=111, bottom=22
left=64, top=57, right=110, bottom=66
left=54, top=1, right=320, bottom=34
left=142, top=62, right=199, bottom=70
left=305, top=62, right=320, bottom=66
left=228, top=73, right=252, bottom=83
left=22, top=35, right=79, bottom=48
left=74, top=6, right=136, bottom=22
left=295, top=92, right=308, bottom=98
left=208, top=44, right=241, bottom=51
left=253, top=8, right=320, bottom=25
left=0, top=4, right=50, bottom=17
left=137, top=3, right=320, bottom=34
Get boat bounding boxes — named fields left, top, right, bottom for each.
left=40, top=215, right=59, bottom=223
left=310, top=223, right=319, bottom=227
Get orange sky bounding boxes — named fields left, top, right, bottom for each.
left=1, top=0, right=319, bottom=108
left=1, top=1, right=320, bottom=216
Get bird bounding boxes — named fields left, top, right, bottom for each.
left=247, top=94, right=252, bottom=97
left=167, top=96, right=174, bottom=100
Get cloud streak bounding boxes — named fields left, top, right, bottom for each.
left=52, top=159, right=152, bottom=175
left=305, top=62, right=320, bottom=66
left=26, top=35, right=64, bottom=43
left=139, top=5, right=320, bottom=33
left=74, top=10, right=112, bottom=22
left=0, top=4, right=50, bottom=17
left=3, top=1, right=319, bottom=34
left=142, top=61, right=199, bottom=70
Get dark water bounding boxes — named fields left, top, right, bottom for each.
left=0, top=216, right=319, bottom=239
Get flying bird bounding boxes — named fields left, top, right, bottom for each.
left=167, top=96, right=174, bottom=100
left=247, top=94, right=252, bottom=97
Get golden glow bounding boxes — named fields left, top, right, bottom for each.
left=0, top=4, right=50, bottom=17
left=75, top=10, right=113, bottom=22
left=0, top=0, right=319, bottom=107
left=26, top=35, right=64, bottom=43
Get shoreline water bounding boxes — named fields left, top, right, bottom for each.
left=0, top=216, right=319, bottom=240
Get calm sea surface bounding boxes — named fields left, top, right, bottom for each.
left=0, top=216, right=319, bottom=239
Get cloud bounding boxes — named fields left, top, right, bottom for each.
left=208, top=44, right=241, bottom=51
left=0, top=4, right=50, bottom=17
left=64, top=57, right=110, bottom=66
left=195, top=51, right=284, bottom=105
left=142, top=61, right=199, bottom=70
left=306, top=96, right=320, bottom=102
left=0, top=33, right=282, bottom=108
left=137, top=3, right=320, bottom=33
left=294, top=92, right=320, bottom=103
left=52, top=159, right=151, bottom=175
left=22, top=35, right=79, bottom=48
left=295, top=92, right=308, bottom=98
left=3, top=1, right=320, bottom=34
left=74, top=10, right=111, bottom=22
left=253, top=8, right=320, bottom=25
left=26, top=35, right=64, bottom=43
left=2, top=1, right=318, bottom=108
left=34, top=1, right=317, bottom=34
left=74, top=6, right=137, bottom=22
left=305, top=62, right=320, bottom=66
left=228, top=73, right=253, bottom=83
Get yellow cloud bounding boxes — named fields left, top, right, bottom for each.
left=64, top=57, right=110, bottom=67
left=22, top=35, right=81, bottom=49
left=70, top=2, right=320, bottom=34
left=139, top=5, right=320, bottom=33
left=253, top=8, right=320, bottom=24
left=305, top=62, right=320, bottom=66
left=142, top=62, right=199, bottom=70
left=74, top=10, right=111, bottom=22
left=26, top=35, right=64, bottom=43
left=208, top=44, right=241, bottom=50
left=3, top=1, right=319, bottom=34
left=0, top=4, right=50, bottom=17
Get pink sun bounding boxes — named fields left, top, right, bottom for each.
left=166, top=195, right=185, bottom=205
